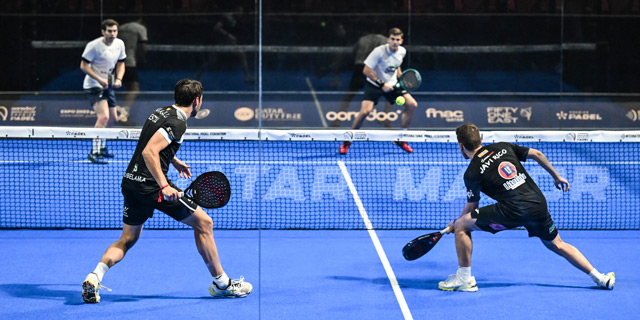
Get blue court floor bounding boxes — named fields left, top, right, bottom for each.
left=0, top=229, right=637, bottom=320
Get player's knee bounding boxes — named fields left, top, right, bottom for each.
left=97, top=115, right=109, bottom=126
left=454, top=216, right=473, bottom=232
left=542, top=239, right=562, bottom=254
left=193, top=212, right=214, bottom=233
left=118, top=235, right=139, bottom=250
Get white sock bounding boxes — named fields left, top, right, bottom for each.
left=213, top=272, right=230, bottom=289
left=588, top=268, right=603, bottom=283
left=92, top=138, right=101, bottom=154
left=457, top=267, right=472, bottom=280
left=92, top=262, right=109, bottom=282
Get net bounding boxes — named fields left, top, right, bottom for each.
left=1, top=127, right=639, bottom=230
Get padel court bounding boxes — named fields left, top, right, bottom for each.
left=1, top=128, right=639, bottom=319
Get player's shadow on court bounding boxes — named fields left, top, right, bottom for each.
left=328, top=277, right=596, bottom=291
left=0, top=284, right=212, bottom=305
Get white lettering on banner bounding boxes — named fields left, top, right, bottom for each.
left=393, top=167, right=442, bottom=201
left=556, top=111, right=602, bottom=121
left=526, top=167, right=567, bottom=201
left=425, top=108, right=464, bottom=122
left=326, top=109, right=401, bottom=122
left=570, top=166, right=609, bottom=201
left=259, top=108, right=302, bottom=121
left=626, top=109, right=639, bottom=121
left=263, top=167, right=305, bottom=201
left=234, top=166, right=271, bottom=200
left=235, top=165, right=347, bottom=201
left=60, top=109, right=96, bottom=118
left=311, top=166, right=348, bottom=201
left=228, top=165, right=610, bottom=203
left=487, top=107, right=519, bottom=124
left=10, top=106, right=37, bottom=121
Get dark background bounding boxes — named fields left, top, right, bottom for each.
left=2, top=0, right=639, bottom=94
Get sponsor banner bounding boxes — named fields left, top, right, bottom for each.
left=2, top=95, right=640, bottom=129
left=5, top=127, right=640, bottom=143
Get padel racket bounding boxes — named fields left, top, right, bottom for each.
left=394, top=68, right=422, bottom=91
left=402, top=226, right=450, bottom=261
left=178, top=171, right=231, bottom=209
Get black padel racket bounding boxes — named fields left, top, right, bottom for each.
left=402, top=226, right=449, bottom=261
left=394, top=68, right=422, bottom=91
left=181, top=171, right=231, bottom=209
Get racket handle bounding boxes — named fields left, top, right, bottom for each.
left=163, top=192, right=185, bottom=201
left=440, top=226, right=450, bottom=234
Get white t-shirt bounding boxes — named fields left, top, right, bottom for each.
left=363, top=44, right=406, bottom=86
left=119, top=22, right=148, bottom=67
left=81, top=37, right=127, bottom=89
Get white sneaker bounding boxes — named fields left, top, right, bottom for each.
left=597, top=272, right=615, bottom=290
left=208, top=276, right=253, bottom=298
left=82, top=272, right=111, bottom=303
left=438, top=273, right=478, bottom=292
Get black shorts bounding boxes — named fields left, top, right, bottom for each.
left=121, top=182, right=198, bottom=226
left=85, top=87, right=117, bottom=108
left=471, top=202, right=558, bottom=241
left=362, top=81, right=407, bottom=106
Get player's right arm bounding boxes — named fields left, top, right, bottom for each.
left=80, top=59, right=109, bottom=88
left=142, top=131, right=181, bottom=201
left=363, top=65, right=392, bottom=92
left=526, top=148, right=570, bottom=192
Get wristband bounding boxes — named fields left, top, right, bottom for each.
left=375, top=79, right=384, bottom=87
left=158, top=184, right=171, bottom=203
left=116, top=78, right=122, bottom=81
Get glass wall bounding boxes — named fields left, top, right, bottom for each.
left=1, top=1, right=639, bottom=128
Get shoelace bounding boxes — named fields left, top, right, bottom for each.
left=227, top=276, right=246, bottom=289
left=89, top=273, right=112, bottom=292
left=98, top=284, right=112, bottom=292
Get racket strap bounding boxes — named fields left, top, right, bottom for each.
left=158, top=184, right=170, bottom=203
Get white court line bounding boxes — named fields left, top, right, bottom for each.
left=305, top=76, right=329, bottom=128
left=337, top=160, right=413, bottom=320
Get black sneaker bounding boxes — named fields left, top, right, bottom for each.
left=99, top=147, right=114, bottom=158
left=88, top=153, right=107, bottom=164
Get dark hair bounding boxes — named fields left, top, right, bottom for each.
left=388, top=27, right=403, bottom=37
left=174, top=79, right=203, bottom=106
left=456, top=123, right=482, bottom=150
left=101, top=19, right=119, bottom=30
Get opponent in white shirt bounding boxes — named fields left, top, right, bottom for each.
left=80, top=19, right=126, bottom=164
left=339, top=28, right=419, bottom=154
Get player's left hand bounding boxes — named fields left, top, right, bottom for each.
left=172, top=159, right=192, bottom=179
left=555, top=177, right=570, bottom=192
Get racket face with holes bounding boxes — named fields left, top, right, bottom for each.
left=398, top=69, right=422, bottom=91
left=184, top=171, right=231, bottom=209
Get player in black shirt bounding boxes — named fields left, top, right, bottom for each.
left=82, top=79, right=252, bottom=303
left=438, top=123, right=614, bottom=292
